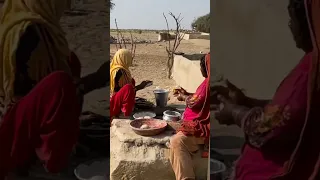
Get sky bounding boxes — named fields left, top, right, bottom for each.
left=110, top=0, right=210, bottom=30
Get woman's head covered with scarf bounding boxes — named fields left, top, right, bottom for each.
left=288, top=0, right=313, bottom=53
left=110, top=49, right=133, bottom=93
left=200, top=53, right=209, bottom=78
left=271, top=0, right=320, bottom=178
left=196, top=52, right=210, bottom=137
left=0, top=0, right=72, bottom=104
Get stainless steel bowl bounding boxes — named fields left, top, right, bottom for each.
left=210, top=159, right=226, bottom=180
left=163, top=110, right=181, bottom=121
left=133, top=111, right=156, bottom=119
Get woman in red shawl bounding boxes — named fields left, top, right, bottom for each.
left=169, top=53, right=210, bottom=180
left=212, top=0, right=320, bottom=179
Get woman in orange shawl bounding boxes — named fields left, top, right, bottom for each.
left=169, top=53, right=210, bottom=180
left=212, top=0, right=320, bottom=179
left=110, top=49, right=152, bottom=119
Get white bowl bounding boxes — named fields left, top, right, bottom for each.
left=210, top=159, right=226, bottom=175
left=133, top=111, right=156, bottom=119
left=163, top=110, right=181, bottom=121
left=74, top=159, right=109, bottom=180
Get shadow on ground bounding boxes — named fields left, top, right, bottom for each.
left=211, top=136, right=244, bottom=149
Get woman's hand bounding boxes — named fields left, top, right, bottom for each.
left=211, top=79, right=247, bottom=106
left=225, top=80, right=247, bottom=105
left=176, top=94, right=187, bottom=101
left=75, top=61, right=110, bottom=96
left=173, top=87, right=189, bottom=96
left=136, top=80, right=153, bottom=91
left=212, top=95, right=236, bottom=125
left=139, top=80, right=153, bottom=89
left=173, top=87, right=189, bottom=101
left=80, top=111, right=101, bottom=121
left=213, top=94, right=250, bottom=127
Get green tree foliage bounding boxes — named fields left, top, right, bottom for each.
left=191, top=13, right=210, bottom=33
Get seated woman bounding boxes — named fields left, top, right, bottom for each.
left=169, top=53, right=210, bottom=180
left=0, top=0, right=109, bottom=179
left=110, top=49, right=152, bottom=120
left=212, top=0, right=320, bottom=179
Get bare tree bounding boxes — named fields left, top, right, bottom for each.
left=113, top=19, right=137, bottom=61
left=110, top=0, right=115, bottom=10
left=163, top=12, right=185, bottom=79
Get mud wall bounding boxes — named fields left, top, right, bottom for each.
left=211, top=0, right=304, bottom=99
left=172, top=55, right=205, bottom=93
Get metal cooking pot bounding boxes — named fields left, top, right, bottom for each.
left=153, top=89, right=169, bottom=107
left=163, top=110, right=181, bottom=121
left=210, top=159, right=226, bottom=180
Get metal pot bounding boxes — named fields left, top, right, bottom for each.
left=163, top=110, right=181, bottom=121
left=210, top=159, right=226, bottom=180
left=153, top=89, right=169, bottom=107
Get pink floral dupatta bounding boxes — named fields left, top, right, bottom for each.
left=272, top=0, right=320, bottom=179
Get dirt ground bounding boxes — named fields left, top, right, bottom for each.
left=110, top=32, right=210, bottom=103
left=63, top=0, right=110, bottom=116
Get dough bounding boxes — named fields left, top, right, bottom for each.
left=140, top=124, right=150, bottom=129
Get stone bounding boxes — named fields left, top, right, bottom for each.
left=183, top=33, right=210, bottom=40
left=110, top=119, right=208, bottom=180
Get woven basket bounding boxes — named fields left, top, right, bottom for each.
left=130, top=119, right=167, bottom=136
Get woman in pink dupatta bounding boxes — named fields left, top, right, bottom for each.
left=169, top=53, right=210, bottom=180
left=212, top=0, right=320, bottom=179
